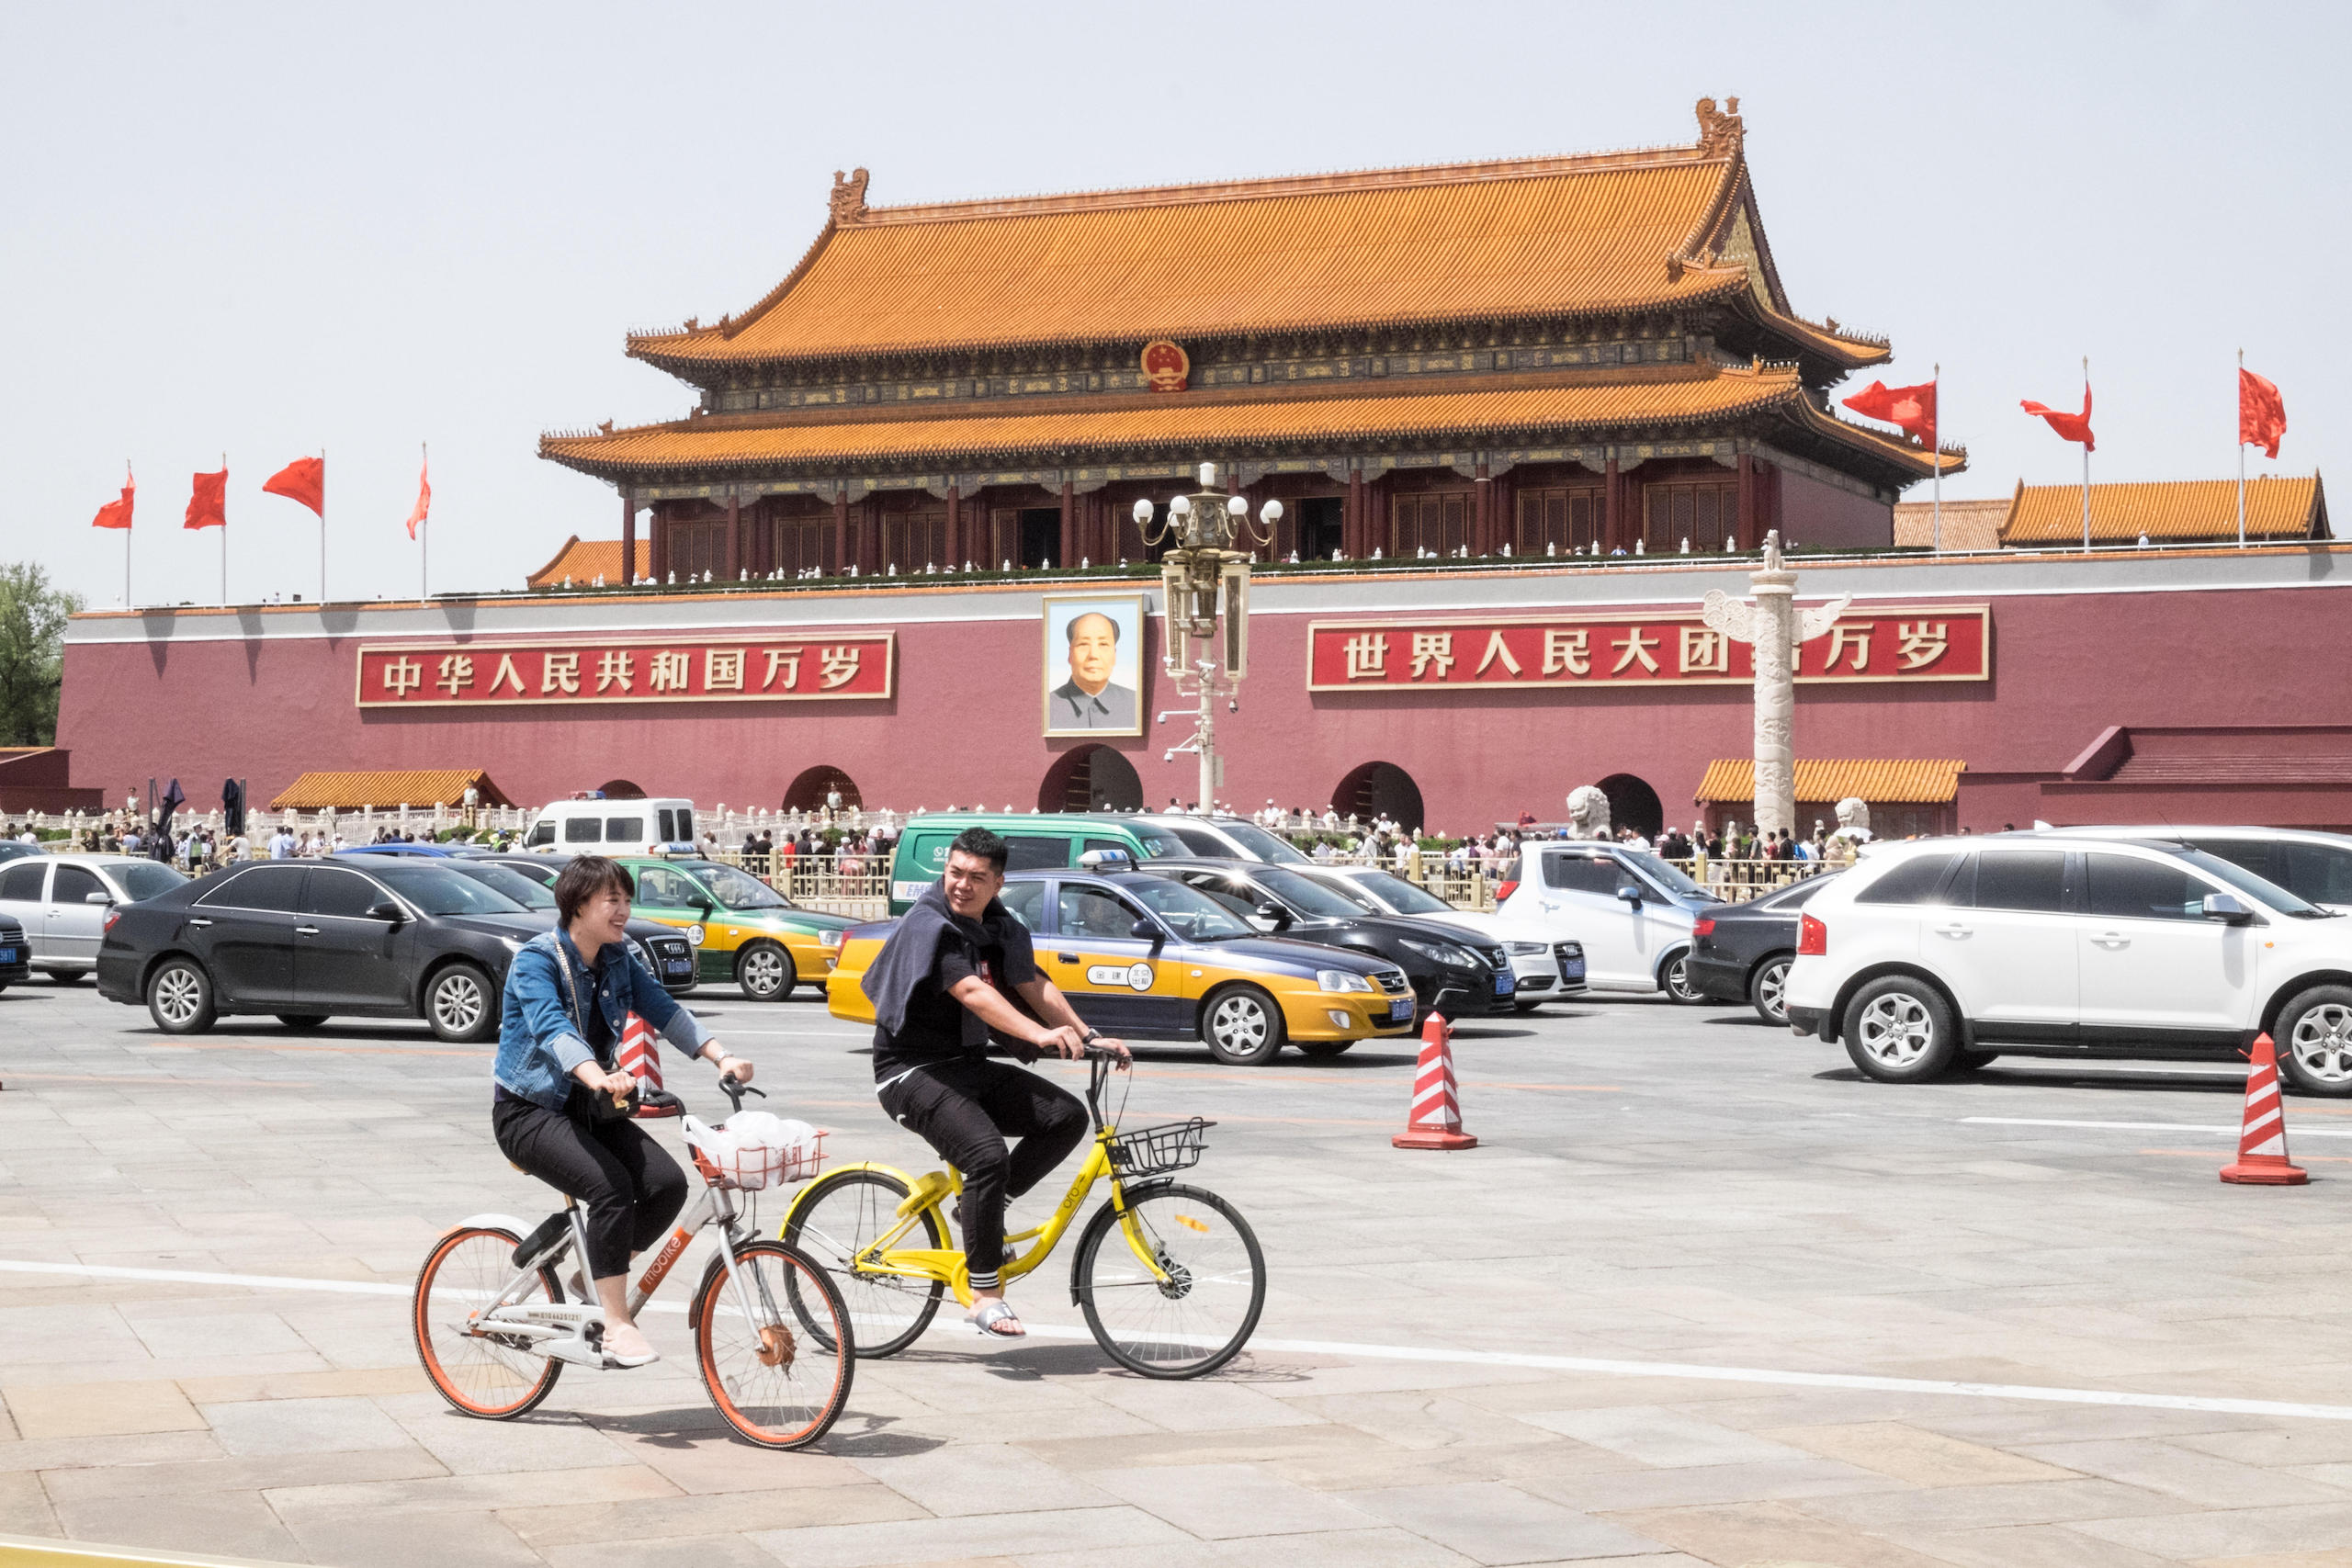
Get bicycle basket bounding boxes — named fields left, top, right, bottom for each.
left=1106, top=1118, right=1212, bottom=1178
left=688, top=1112, right=826, bottom=1191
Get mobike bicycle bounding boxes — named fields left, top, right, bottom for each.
left=413, top=1077, right=854, bottom=1449
left=780, top=1046, right=1266, bottom=1377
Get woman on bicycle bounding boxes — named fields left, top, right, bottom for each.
left=492, top=855, right=754, bottom=1367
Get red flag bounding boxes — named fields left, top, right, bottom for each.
left=2020, top=385, right=2095, bottom=451
left=92, top=469, right=134, bottom=531
left=263, top=456, right=325, bottom=517
left=404, top=454, right=431, bottom=539
left=1841, top=379, right=1937, bottom=447
left=2239, top=367, right=2286, bottom=459
left=185, top=468, right=228, bottom=530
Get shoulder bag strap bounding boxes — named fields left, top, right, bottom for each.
left=549, top=943, right=605, bottom=1065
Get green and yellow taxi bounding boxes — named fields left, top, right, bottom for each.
left=611, top=856, right=858, bottom=1002
left=825, top=863, right=1416, bottom=1065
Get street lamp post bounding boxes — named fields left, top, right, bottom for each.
left=1134, top=463, right=1281, bottom=811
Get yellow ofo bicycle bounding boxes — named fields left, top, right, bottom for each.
left=780, top=1047, right=1265, bottom=1378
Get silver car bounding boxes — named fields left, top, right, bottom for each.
left=0, top=854, right=189, bottom=980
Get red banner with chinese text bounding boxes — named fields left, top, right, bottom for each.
left=1306, top=606, right=1988, bottom=691
left=355, top=635, right=896, bottom=708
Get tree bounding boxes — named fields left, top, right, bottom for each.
left=0, top=563, right=84, bottom=746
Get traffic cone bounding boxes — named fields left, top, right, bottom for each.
left=617, top=1011, right=677, bottom=1119
left=1393, top=1012, right=1476, bottom=1151
left=2221, top=1032, right=2306, bottom=1185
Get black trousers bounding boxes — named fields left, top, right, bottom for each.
left=492, top=1091, right=688, bottom=1279
left=878, top=1059, right=1088, bottom=1289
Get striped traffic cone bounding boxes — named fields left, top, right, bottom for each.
left=1393, top=1012, right=1476, bottom=1151
left=2221, top=1032, right=2305, bottom=1185
left=617, top=1011, right=677, bottom=1119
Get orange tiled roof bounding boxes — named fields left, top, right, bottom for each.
left=1696, top=759, right=1965, bottom=804
left=1892, top=498, right=2009, bottom=551
left=2000, top=475, right=2327, bottom=546
left=545, top=363, right=1941, bottom=475
left=526, top=536, right=651, bottom=590
left=269, top=770, right=512, bottom=812
left=627, top=132, right=1888, bottom=369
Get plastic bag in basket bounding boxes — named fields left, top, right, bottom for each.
left=694, top=1112, right=821, bottom=1190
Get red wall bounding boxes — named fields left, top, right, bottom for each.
left=54, top=571, right=2352, bottom=836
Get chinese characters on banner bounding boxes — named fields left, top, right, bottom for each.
left=355, top=635, right=895, bottom=708
left=1307, top=606, right=1988, bottom=691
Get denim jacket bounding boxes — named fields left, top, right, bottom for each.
left=494, top=929, right=708, bottom=1109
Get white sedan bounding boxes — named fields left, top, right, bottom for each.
left=1287, top=864, right=1586, bottom=1010
left=0, top=853, right=189, bottom=981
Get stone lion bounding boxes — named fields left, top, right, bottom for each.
left=1566, top=785, right=1612, bottom=840
left=1831, top=796, right=1872, bottom=840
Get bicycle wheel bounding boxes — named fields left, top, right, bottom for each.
left=782, top=1168, right=945, bottom=1357
left=1075, top=1183, right=1265, bottom=1379
left=693, top=1240, right=854, bottom=1450
left=413, top=1225, right=564, bottom=1418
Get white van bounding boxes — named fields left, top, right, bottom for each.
left=523, top=797, right=696, bottom=856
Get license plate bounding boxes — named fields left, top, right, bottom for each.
left=0, top=948, right=14, bottom=964
left=1387, top=998, right=1413, bottom=1021
left=663, top=960, right=692, bottom=977
left=1494, top=973, right=1514, bottom=996
left=1562, top=958, right=1587, bottom=981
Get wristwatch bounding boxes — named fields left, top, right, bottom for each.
left=1081, top=1031, right=1102, bottom=1045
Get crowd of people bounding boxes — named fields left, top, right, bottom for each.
left=739, top=824, right=900, bottom=880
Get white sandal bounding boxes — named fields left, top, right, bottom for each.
left=966, top=1299, right=1025, bottom=1338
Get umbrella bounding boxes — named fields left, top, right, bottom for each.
left=153, top=779, right=185, bottom=863
left=222, top=777, right=245, bottom=839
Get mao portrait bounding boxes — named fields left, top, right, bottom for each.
left=1042, top=592, right=1145, bottom=737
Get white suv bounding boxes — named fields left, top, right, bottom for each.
left=1494, top=841, right=1713, bottom=1001
left=1783, top=836, right=2352, bottom=1095
left=2033, top=827, right=2352, bottom=912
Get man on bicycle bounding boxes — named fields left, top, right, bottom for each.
left=863, top=826, right=1126, bottom=1337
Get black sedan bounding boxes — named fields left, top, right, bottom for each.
left=0, top=911, right=28, bottom=989
left=96, top=858, right=548, bottom=1043
left=368, top=854, right=697, bottom=996
left=1136, top=858, right=1514, bottom=1019
left=1685, top=873, right=1840, bottom=1025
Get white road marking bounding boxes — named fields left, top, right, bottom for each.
left=8, top=1257, right=2352, bottom=1423
left=1962, top=1117, right=2352, bottom=1138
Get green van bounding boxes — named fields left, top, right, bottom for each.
left=886, top=811, right=1306, bottom=913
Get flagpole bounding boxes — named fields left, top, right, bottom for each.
left=2236, top=349, right=2247, bottom=549
left=123, top=460, right=133, bottom=609
left=320, top=446, right=329, bottom=604
left=2078, top=357, right=2091, bottom=554
left=1932, top=362, right=1942, bottom=554
left=419, top=441, right=429, bottom=603
left=220, top=451, right=229, bottom=605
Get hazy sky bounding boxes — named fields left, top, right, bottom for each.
left=5, top=2, right=2339, bottom=609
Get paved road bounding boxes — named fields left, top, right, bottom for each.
left=6, top=976, right=2352, bottom=1567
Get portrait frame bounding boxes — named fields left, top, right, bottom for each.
left=1042, top=592, right=1147, bottom=738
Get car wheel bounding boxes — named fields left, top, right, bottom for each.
left=1747, top=954, right=1792, bottom=1026
left=1201, top=985, right=1284, bottom=1066
left=1659, top=950, right=1704, bottom=1005
left=46, top=970, right=84, bottom=986
left=424, top=963, right=498, bottom=1044
left=735, top=941, right=794, bottom=1003
left=146, top=958, right=217, bottom=1035
left=2276, top=986, right=2352, bottom=1097
left=276, top=1014, right=330, bottom=1032
left=1295, top=1039, right=1354, bottom=1059
left=1841, top=976, right=1958, bottom=1082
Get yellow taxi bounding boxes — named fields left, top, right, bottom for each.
left=612, top=856, right=857, bottom=1002
left=824, top=865, right=1415, bottom=1065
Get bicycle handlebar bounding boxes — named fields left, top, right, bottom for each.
left=718, top=1072, right=765, bottom=1113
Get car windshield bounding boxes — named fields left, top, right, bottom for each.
left=2178, top=848, right=2328, bottom=918
left=689, top=862, right=790, bottom=909
left=1347, top=869, right=1454, bottom=915
left=1252, top=867, right=1375, bottom=920
left=112, top=863, right=188, bottom=901
left=368, top=863, right=532, bottom=917
left=447, top=862, right=557, bottom=910
left=1123, top=878, right=1255, bottom=942
left=1210, top=820, right=1309, bottom=863
left=1621, top=851, right=1707, bottom=900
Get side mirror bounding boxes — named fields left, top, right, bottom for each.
left=2202, top=892, right=2253, bottom=925
left=85, top=891, right=115, bottom=905
left=1616, top=884, right=1644, bottom=905
left=1254, top=901, right=1291, bottom=929
left=366, top=899, right=404, bottom=924
left=1127, top=916, right=1162, bottom=942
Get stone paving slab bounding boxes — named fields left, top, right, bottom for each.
left=11, top=986, right=2352, bottom=1565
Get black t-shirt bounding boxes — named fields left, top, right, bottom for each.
left=871, top=912, right=1037, bottom=1080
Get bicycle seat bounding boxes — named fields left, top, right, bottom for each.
left=896, top=1169, right=956, bottom=1218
